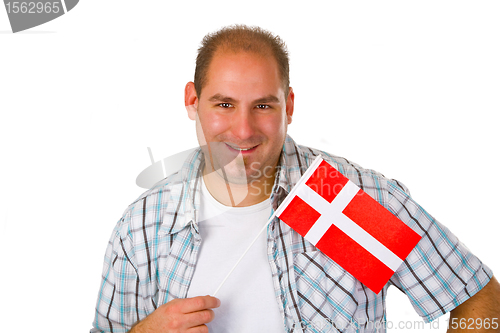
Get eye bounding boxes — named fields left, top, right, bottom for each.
left=218, top=103, right=233, bottom=108
left=256, top=104, right=270, bottom=109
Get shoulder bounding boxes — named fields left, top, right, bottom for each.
left=113, top=147, right=205, bottom=244
left=111, top=171, right=184, bottom=240
left=292, top=141, right=411, bottom=202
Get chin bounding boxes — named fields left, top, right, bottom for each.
left=210, top=159, right=247, bottom=183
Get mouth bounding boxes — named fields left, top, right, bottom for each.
left=225, top=143, right=259, bottom=154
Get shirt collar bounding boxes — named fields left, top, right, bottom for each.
left=158, top=148, right=204, bottom=236
left=270, top=135, right=315, bottom=210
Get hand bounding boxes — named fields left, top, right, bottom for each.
left=129, top=295, right=221, bottom=333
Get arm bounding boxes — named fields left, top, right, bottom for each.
left=91, top=222, right=220, bottom=333
left=447, top=276, right=500, bottom=332
left=91, top=234, right=220, bottom=333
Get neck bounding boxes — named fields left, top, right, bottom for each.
left=202, top=166, right=276, bottom=207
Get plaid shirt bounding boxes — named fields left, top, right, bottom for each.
left=91, top=135, right=492, bottom=333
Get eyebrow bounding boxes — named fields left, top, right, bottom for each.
left=208, top=94, right=237, bottom=103
left=253, top=95, right=280, bottom=104
left=208, top=94, right=280, bottom=104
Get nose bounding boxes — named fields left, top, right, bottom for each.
left=231, top=109, right=256, bottom=142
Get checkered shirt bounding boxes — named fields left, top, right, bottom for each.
left=91, top=135, right=493, bottom=333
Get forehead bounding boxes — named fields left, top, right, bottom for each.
left=201, top=50, right=284, bottom=100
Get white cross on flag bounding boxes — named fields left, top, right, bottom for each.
left=275, top=156, right=422, bottom=293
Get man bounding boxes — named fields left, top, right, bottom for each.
left=91, top=25, right=500, bottom=333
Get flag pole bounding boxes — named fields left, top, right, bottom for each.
left=213, top=155, right=324, bottom=296
left=213, top=209, right=278, bottom=296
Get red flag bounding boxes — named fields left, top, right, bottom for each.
left=276, top=156, right=422, bottom=293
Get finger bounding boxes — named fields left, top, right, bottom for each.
left=182, top=309, right=215, bottom=328
left=187, top=324, right=209, bottom=333
left=179, top=296, right=220, bottom=314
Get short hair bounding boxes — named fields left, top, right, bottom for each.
left=194, top=24, right=290, bottom=99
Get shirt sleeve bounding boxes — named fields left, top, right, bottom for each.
left=91, top=212, right=142, bottom=333
left=386, top=180, right=493, bottom=323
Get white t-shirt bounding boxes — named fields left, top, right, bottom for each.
left=187, top=178, right=286, bottom=332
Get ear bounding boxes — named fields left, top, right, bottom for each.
left=185, top=82, right=198, bottom=120
left=286, top=87, right=295, bottom=124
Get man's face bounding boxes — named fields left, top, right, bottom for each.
left=186, top=50, right=294, bottom=184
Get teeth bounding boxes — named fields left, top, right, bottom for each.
left=228, top=144, right=254, bottom=151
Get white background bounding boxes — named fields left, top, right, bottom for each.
left=1, top=1, right=499, bottom=332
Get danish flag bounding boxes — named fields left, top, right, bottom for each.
left=276, top=156, right=422, bottom=293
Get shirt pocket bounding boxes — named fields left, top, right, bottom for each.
left=294, top=250, right=358, bottom=333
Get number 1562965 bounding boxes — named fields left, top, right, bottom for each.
left=447, top=318, right=498, bottom=330
left=5, top=2, right=61, bottom=14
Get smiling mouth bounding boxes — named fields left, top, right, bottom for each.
left=225, top=143, right=259, bottom=152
